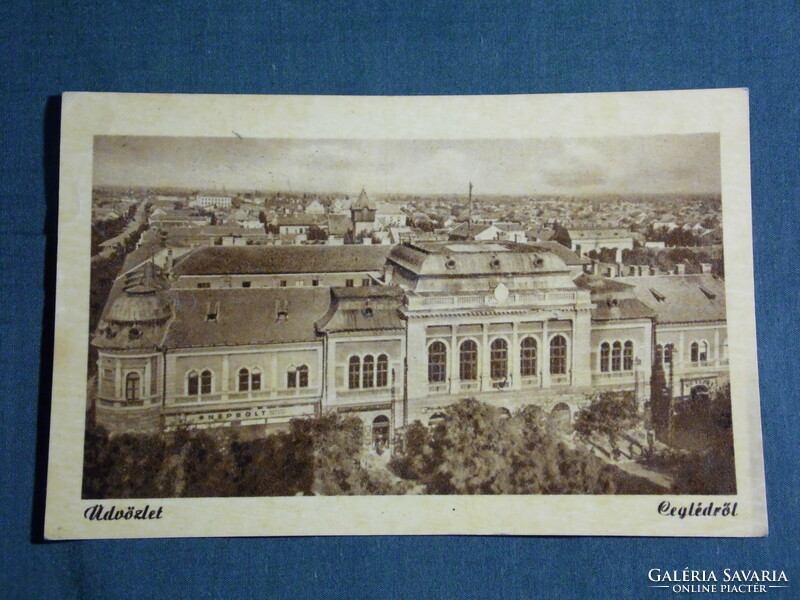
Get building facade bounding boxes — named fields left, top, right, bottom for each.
left=92, top=241, right=729, bottom=446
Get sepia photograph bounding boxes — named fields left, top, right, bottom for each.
left=45, top=91, right=765, bottom=538
left=85, top=134, right=732, bottom=499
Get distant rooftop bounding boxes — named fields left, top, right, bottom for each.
left=173, top=245, right=392, bottom=276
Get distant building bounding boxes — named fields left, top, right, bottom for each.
left=567, top=228, right=634, bottom=262
left=190, top=195, right=232, bottom=209
left=375, top=203, right=408, bottom=228
left=447, top=222, right=503, bottom=241
left=305, top=199, right=326, bottom=214
left=277, top=214, right=327, bottom=236
left=351, top=188, right=377, bottom=236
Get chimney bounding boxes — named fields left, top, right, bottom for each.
left=276, top=300, right=289, bottom=320
left=701, top=263, right=712, bottom=274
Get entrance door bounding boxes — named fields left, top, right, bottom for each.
left=372, top=415, right=390, bottom=453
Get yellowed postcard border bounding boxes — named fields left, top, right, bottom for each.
left=45, top=90, right=766, bottom=539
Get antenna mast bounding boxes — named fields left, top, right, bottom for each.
left=468, top=181, right=473, bottom=233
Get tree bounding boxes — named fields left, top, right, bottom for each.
left=573, top=391, right=639, bottom=457
left=390, top=398, right=617, bottom=495
left=231, top=429, right=314, bottom=496
left=291, top=413, right=405, bottom=496
left=306, top=225, right=328, bottom=241
left=670, top=383, right=736, bottom=494
left=180, top=430, right=237, bottom=497
left=649, top=361, right=670, bottom=440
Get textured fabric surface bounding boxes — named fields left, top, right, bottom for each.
left=2, top=2, right=798, bottom=598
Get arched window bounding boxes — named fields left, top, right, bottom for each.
left=600, top=342, right=610, bottom=372
left=348, top=356, right=361, bottom=389
left=459, top=340, right=478, bottom=381
left=490, top=338, right=508, bottom=380
left=550, top=335, right=567, bottom=375
left=520, top=337, right=537, bottom=377
left=428, top=341, right=447, bottom=383
left=611, top=341, right=622, bottom=372
left=362, top=355, right=375, bottom=388
left=200, top=370, right=212, bottom=394
left=428, top=412, right=447, bottom=427
left=664, top=343, right=674, bottom=365
left=297, top=365, right=309, bottom=388
left=125, top=372, right=140, bottom=402
left=187, top=371, right=199, bottom=395
left=251, top=368, right=261, bottom=391
left=238, top=368, right=250, bottom=391
left=623, top=341, right=634, bottom=370
left=288, top=365, right=309, bottom=388
left=376, top=354, right=389, bottom=387
left=690, top=341, right=699, bottom=363
left=699, top=341, right=708, bottom=362
left=655, top=344, right=663, bottom=365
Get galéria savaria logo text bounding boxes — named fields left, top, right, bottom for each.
left=648, top=569, right=789, bottom=594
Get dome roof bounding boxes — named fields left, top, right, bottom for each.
left=388, top=242, right=569, bottom=276
left=106, top=286, right=171, bottom=323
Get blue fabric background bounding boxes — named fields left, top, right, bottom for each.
left=2, top=2, right=798, bottom=598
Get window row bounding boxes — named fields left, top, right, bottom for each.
left=348, top=354, right=390, bottom=389
left=186, top=365, right=310, bottom=396
left=599, top=341, right=635, bottom=373
left=427, top=335, right=568, bottom=383
left=656, top=340, right=721, bottom=365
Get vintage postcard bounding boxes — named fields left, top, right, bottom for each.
left=45, top=90, right=766, bottom=539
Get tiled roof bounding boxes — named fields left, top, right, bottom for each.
left=617, top=274, right=727, bottom=323
left=388, top=241, right=570, bottom=276
left=277, top=214, right=327, bottom=226
left=524, top=241, right=590, bottom=265
left=327, top=214, right=352, bottom=236
left=352, top=188, right=376, bottom=210
left=591, top=298, right=657, bottom=321
left=568, top=228, right=632, bottom=240
left=163, top=288, right=330, bottom=348
left=173, top=245, right=392, bottom=276
left=315, top=286, right=405, bottom=333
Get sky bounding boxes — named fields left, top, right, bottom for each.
left=93, top=134, right=720, bottom=196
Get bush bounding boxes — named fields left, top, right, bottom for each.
left=573, top=391, right=639, bottom=453
left=390, top=399, right=617, bottom=495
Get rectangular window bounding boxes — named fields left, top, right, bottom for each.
left=345, top=279, right=354, bottom=288
left=280, top=280, right=287, bottom=287
left=362, top=278, right=371, bottom=287
left=197, top=282, right=210, bottom=289
left=241, top=281, right=251, bottom=288
left=312, top=279, right=320, bottom=287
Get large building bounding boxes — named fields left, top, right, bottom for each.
left=92, top=241, right=728, bottom=447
